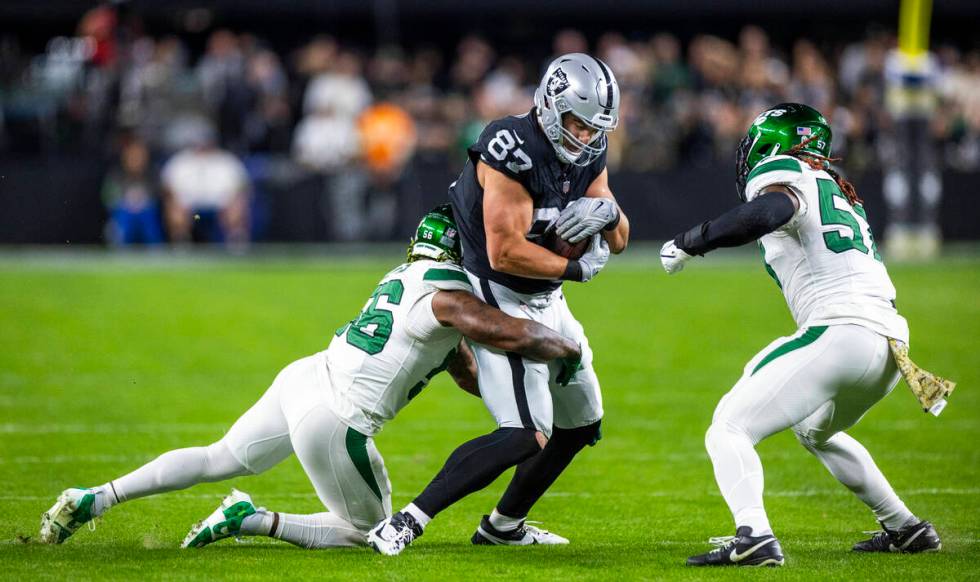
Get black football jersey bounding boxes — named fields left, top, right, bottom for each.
left=449, top=108, right=607, bottom=294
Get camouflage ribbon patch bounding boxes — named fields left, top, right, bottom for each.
left=888, top=338, right=957, bottom=416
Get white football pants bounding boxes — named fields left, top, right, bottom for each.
left=705, top=324, right=915, bottom=535
left=465, top=271, right=603, bottom=439
left=109, top=353, right=391, bottom=547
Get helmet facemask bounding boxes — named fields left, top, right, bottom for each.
left=735, top=133, right=753, bottom=202
left=556, top=112, right=610, bottom=167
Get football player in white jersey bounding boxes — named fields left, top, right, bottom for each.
left=39, top=205, right=582, bottom=550
left=660, top=104, right=942, bottom=567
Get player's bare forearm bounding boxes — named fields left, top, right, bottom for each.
left=432, top=290, right=580, bottom=362
left=490, top=236, right=571, bottom=279
left=514, top=320, right=581, bottom=362
left=603, top=210, right=629, bottom=254
left=446, top=339, right=480, bottom=398
left=480, top=161, right=570, bottom=279
left=585, top=170, right=629, bottom=253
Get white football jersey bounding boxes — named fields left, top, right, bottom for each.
left=323, top=260, right=472, bottom=435
left=746, top=155, right=909, bottom=343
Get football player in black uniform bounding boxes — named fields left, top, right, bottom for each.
left=370, top=53, right=629, bottom=555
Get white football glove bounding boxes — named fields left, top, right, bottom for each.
left=660, top=240, right=693, bottom=274
left=556, top=198, right=620, bottom=244
left=576, top=234, right=611, bottom=282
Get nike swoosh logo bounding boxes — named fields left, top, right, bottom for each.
left=479, top=526, right=530, bottom=545
left=371, top=525, right=389, bottom=541
left=899, top=527, right=926, bottom=550
left=729, top=537, right=776, bottom=562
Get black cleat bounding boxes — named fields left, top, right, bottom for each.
left=471, top=515, right=568, bottom=546
left=687, top=526, right=784, bottom=567
left=853, top=520, right=942, bottom=553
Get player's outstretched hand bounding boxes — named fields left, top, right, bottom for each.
left=556, top=198, right=619, bottom=243
left=660, top=240, right=692, bottom=274
left=577, top=234, right=611, bottom=282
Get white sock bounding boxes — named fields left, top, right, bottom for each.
left=799, top=432, right=916, bottom=531
left=705, top=422, right=774, bottom=537
left=111, top=442, right=250, bottom=503
left=402, top=503, right=431, bottom=528
left=91, top=483, right=120, bottom=517
left=255, top=512, right=364, bottom=548
left=241, top=509, right=275, bottom=536
left=488, top=508, right=524, bottom=532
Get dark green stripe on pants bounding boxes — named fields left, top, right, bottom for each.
left=345, top=427, right=383, bottom=501
left=752, top=326, right=829, bottom=376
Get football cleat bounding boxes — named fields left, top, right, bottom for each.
left=852, top=520, right=942, bottom=553
left=367, top=511, right=423, bottom=556
left=687, top=526, right=784, bottom=567
left=182, top=489, right=257, bottom=548
left=471, top=515, right=569, bottom=546
left=39, top=488, right=99, bottom=544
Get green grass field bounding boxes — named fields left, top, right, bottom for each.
left=1, top=251, right=978, bottom=580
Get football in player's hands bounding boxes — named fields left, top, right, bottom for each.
left=542, top=228, right=589, bottom=259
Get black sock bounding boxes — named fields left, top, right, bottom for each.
left=412, top=428, right=541, bottom=518
left=496, top=421, right=601, bottom=519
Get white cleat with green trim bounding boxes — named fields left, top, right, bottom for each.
left=182, top=489, right=257, bottom=548
left=39, top=488, right=99, bottom=544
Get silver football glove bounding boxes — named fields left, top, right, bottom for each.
left=556, top=197, right=620, bottom=243
left=660, top=240, right=693, bottom=274
left=576, top=234, right=611, bottom=282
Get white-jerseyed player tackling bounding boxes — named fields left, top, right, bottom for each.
left=39, top=205, right=582, bottom=549
left=660, top=103, right=946, bottom=567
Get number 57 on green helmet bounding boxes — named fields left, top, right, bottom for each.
left=735, top=103, right=833, bottom=201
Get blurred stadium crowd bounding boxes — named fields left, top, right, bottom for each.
left=2, top=4, right=978, bottom=246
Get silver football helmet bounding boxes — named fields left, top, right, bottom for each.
left=534, top=53, right=620, bottom=166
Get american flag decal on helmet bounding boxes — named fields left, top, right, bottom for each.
left=796, top=126, right=812, bottom=136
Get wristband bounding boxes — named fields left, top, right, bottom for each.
left=674, top=222, right=708, bottom=256
left=560, top=259, right=583, bottom=282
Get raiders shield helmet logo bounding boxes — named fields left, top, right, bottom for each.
left=547, top=68, right=570, bottom=96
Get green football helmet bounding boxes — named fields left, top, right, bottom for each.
left=735, top=103, right=832, bottom=201
left=407, top=203, right=462, bottom=263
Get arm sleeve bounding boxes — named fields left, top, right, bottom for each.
left=674, top=192, right=798, bottom=256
